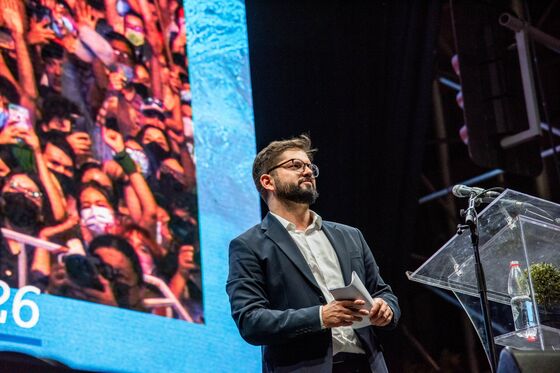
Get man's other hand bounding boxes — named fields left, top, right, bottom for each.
left=369, top=297, right=393, bottom=326
left=322, top=300, right=369, bottom=328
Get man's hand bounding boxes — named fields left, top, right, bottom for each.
left=103, top=159, right=126, bottom=181
left=3, top=0, right=25, bottom=36
left=80, top=274, right=119, bottom=307
left=27, top=18, right=56, bottom=45
left=102, top=126, right=125, bottom=153
left=322, top=299, right=370, bottom=328
left=369, top=297, right=393, bottom=327
left=0, top=124, right=25, bottom=145
left=75, top=0, right=97, bottom=29
left=67, top=132, right=93, bottom=156
left=177, top=244, right=197, bottom=278
left=19, top=128, right=41, bottom=152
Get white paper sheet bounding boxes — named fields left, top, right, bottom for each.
left=329, top=271, right=374, bottom=329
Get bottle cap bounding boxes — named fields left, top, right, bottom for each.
left=510, top=261, right=520, bottom=267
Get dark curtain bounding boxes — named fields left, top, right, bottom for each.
left=246, top=0, right=441, bottom=369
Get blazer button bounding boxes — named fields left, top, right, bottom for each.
left=319, top=296, right=325, bottom=303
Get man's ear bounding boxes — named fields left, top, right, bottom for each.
left=260, top=174, right=275, bottom=193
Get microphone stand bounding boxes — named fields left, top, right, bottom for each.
left=458, top=192, right=498, bottom=372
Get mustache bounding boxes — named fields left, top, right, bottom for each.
left=299, top=177, right=314, bottom=184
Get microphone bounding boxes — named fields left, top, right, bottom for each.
left=452, top=184, right=502, bottom=199
left=453, top=185, right=560, bottom=225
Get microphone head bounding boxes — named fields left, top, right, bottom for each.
left=452, top=184, right=465, bottom=198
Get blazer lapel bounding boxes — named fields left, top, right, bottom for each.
left=262, top=213, right=321, bottom=291
left=322, top=222, right=352, bottom=286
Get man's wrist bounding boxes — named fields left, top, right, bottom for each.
left=113, top=150, right=137, bottom=175
left=319, top=305, right=326, bottom=329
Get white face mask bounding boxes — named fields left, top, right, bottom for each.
left=81, top=206, right=115, bottom=236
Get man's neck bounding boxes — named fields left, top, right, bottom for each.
left=269, top=199, right=312, bottom=230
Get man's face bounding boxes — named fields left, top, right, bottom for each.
left=110, top=40, right=134, bottom=67
left=94, top=246, right=143, bottom=308
left=269, top=149, right=318, bottom=205
left=44, top=143, right=74, bottom=177
left=44, top=58, right=63, bottom=93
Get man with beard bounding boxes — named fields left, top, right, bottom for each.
left=226, top=135, right=400, bottom=373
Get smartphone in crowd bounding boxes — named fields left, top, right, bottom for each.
left=104, top=116, right=120, bottom=132
left=8, top=104, right=31, bottom=130
left=52, top=16, right=76, bottom=39
left=63, top=254, right=104, bottom=291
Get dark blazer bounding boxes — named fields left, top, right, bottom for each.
left=226, top=213, right=400, bottom=372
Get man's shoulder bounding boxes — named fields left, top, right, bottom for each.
left=231, top=222, right=265, bottom=244
left=322, top=220, right=360, bottom=234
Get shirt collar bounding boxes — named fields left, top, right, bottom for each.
left=270, top=210, right=322, bottom=232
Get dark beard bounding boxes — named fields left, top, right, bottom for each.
left=275, top=177, right=319, bottom=205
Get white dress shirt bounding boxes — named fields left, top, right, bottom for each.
left=270, top=211, right=365, bottom=355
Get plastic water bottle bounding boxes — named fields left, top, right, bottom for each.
left=507, top=261, right=537, bottom=336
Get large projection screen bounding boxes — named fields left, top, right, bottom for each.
left=0, top=0, right=260, bottom=371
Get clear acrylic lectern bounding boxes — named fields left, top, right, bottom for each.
left=408, top=189, right=560, bottom=364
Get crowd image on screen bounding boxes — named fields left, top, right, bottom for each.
left=0, top=0, right=202, bottom=323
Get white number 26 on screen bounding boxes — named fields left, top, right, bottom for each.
left=0, top=280, right=40, bottom=329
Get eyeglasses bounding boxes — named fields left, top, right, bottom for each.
left=267, top=158, right=319, bottom=178
left=9, top=181, right=43, bottom=200
left=114, top=49, right=132, bottom=63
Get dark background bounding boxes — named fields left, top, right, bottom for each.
left=245, top=0, right=560, bottom=371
